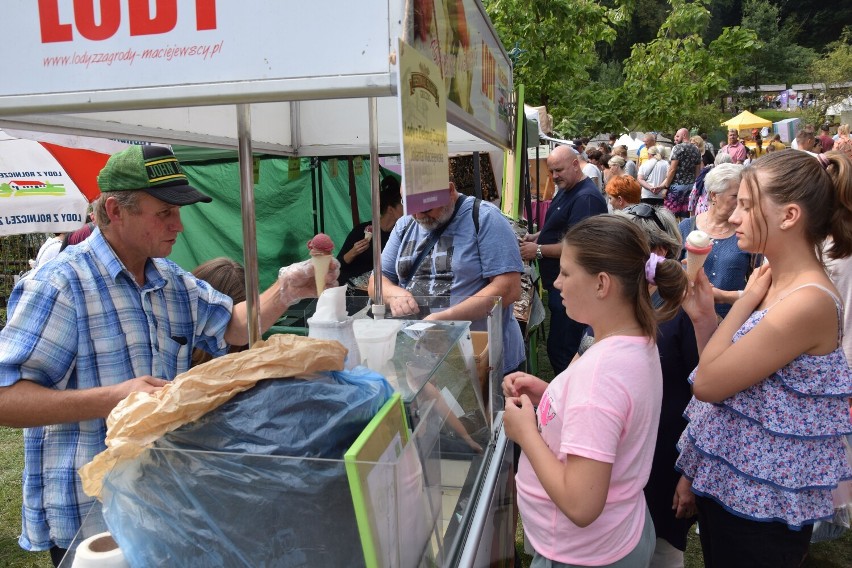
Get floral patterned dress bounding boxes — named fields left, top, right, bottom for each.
left=676, top=285, right=852, bottom=528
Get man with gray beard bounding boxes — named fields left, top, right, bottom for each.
left=369, top=178, right=526, bottom=374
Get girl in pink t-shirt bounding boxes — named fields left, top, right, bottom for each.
left=503, top=215, right=688, bottom=566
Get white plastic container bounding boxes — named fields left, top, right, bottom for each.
left=353, top=319, right=403, bottom=372
left=307, top=317, right=360, bottom=370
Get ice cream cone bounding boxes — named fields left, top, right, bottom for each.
left=685, top=249, right=711, bottom=282
left=310, top=253, right=332, bottom=296
left=684, top=230, right=712, bottom=282
left=364, top=231, right=372, bottom=241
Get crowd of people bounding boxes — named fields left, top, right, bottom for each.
left=2, top=121, right=852, bottom=568
left=513, top=127, right=852, bottom=568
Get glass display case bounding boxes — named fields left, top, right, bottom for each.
left=295, top=293, right=505, bottom=423
left=59, top=298, right=515, bottom=567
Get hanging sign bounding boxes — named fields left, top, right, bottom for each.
left=396, top=39, right=450, bottom=215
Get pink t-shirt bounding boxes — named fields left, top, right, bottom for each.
left=720, top=142, right=748, bottom=164
left=516, top=335, right=663, bottom=565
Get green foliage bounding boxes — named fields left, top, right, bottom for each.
left=595, top=60, right=625, bottom=90
left=808, top=28, right=852, bottom=124
left=618, top=0, right=756, bottom=132
left=687, top=104, right=727, bottom=138
left=486, top=0, right=841, bottom=137
left=485, top=0, right=757, bottom=136
left=733, top=0, right=818, bottom=89
left=1, top=427, right=52, bottom=567
left=483, top=0, right=628, bottom=132
left=659, top=0, right=711, bottom=37
left=813, top=29, right=852, bottom=84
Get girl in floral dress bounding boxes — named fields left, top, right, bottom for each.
left=676, top=149, right=852, bottom=567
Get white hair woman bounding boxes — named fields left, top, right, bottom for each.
left=690, top=151, right=734, bottom=216
left=678, top=163, right=759, bottom=318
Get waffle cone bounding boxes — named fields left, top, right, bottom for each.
left=310, top=254, right=332, bottom=295
left=685, top=250, right=709, bottom=282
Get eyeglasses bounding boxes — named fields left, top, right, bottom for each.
left=623, top=203, right=667, bottom=233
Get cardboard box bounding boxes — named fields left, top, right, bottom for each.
left=471, top=331, right=489, bottom=400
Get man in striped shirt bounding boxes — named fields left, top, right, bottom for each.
left=0, top=145, right=336, bottom=566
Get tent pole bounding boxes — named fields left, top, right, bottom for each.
left=534, top=144, right=540, bottom=230
left=316, top=159, right=325, bottom=234
left=317, top=160, right=326, bottom=234
left=347, top=157, right=359, bottom=227
left=473, top=151, right=482, bottom=199
left=368, top=97, right=385, bottom=318
left=310, top=158, right=319, bottom=235
left=236, top=103, right=262, bottom=346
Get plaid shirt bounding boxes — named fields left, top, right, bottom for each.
left=0, top=229, right=232, bottom=550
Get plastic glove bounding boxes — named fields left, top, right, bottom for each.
left=278, top=259, right=340, bottom=307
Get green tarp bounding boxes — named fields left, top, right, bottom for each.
left=169, top=156, right=389, bottom=289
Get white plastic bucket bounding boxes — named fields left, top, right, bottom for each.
left=353, top=319, right=402, bottom=372
left=307, top=317, right=360, bottom=370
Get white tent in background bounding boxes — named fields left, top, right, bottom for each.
left=614, top=133, right=642, bottom=152
left=827, top=96, right=852, bottom=116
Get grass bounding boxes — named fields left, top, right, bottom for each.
left=515, top=296, right=852, bottom=567
left=753, top=109, right=806, bottom=123
left=1, top=428, right=51, bottom=568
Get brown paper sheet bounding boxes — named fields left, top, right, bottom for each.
left=79, top=334, right=346, bottom=498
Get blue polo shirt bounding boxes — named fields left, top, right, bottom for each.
left=538, top=177, right=608, bottom=287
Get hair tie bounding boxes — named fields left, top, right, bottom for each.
left=645, top=252, right=665, bottom=285
left=817, top=153, right=830, bottom=170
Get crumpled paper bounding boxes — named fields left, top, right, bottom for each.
left=79, top=334, right=346, bottom=498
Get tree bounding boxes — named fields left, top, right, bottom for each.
left=732, top=0, right=817, bottom=99
left=482, top=0, right=629, bottom=135
left=484, top=0, right=756, bottom=136
left=806, top=28, right=852, bottom=125
left=618, top=0, right=757, bottom=132
left=777, top=0, right=852, bottom=52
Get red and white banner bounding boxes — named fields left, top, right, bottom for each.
left=0, top=129, right=125, bottom=236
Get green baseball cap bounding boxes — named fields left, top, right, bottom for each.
left=98, top=145, right=212, bottom=205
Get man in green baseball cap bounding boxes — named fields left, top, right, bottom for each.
left=90, top=145, right=214, bottom=280
left=0, top=144, right=340, bottom=566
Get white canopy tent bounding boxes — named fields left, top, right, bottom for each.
left=614, top=133, right=642, bottom=152
left=0, top=0, right=514, bottom=348
left=0, top=101, right=502, bottom=157
left=0, top=2, right=510, bottom=155
left=827, top=96, right=852, bottom=116
left=2, top=4, right=522, bottom=563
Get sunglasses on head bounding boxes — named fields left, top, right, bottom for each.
left=623, top=203, right=667, bottom=233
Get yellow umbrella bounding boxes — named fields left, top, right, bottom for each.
left=721, top=110, right=773, bottom=131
